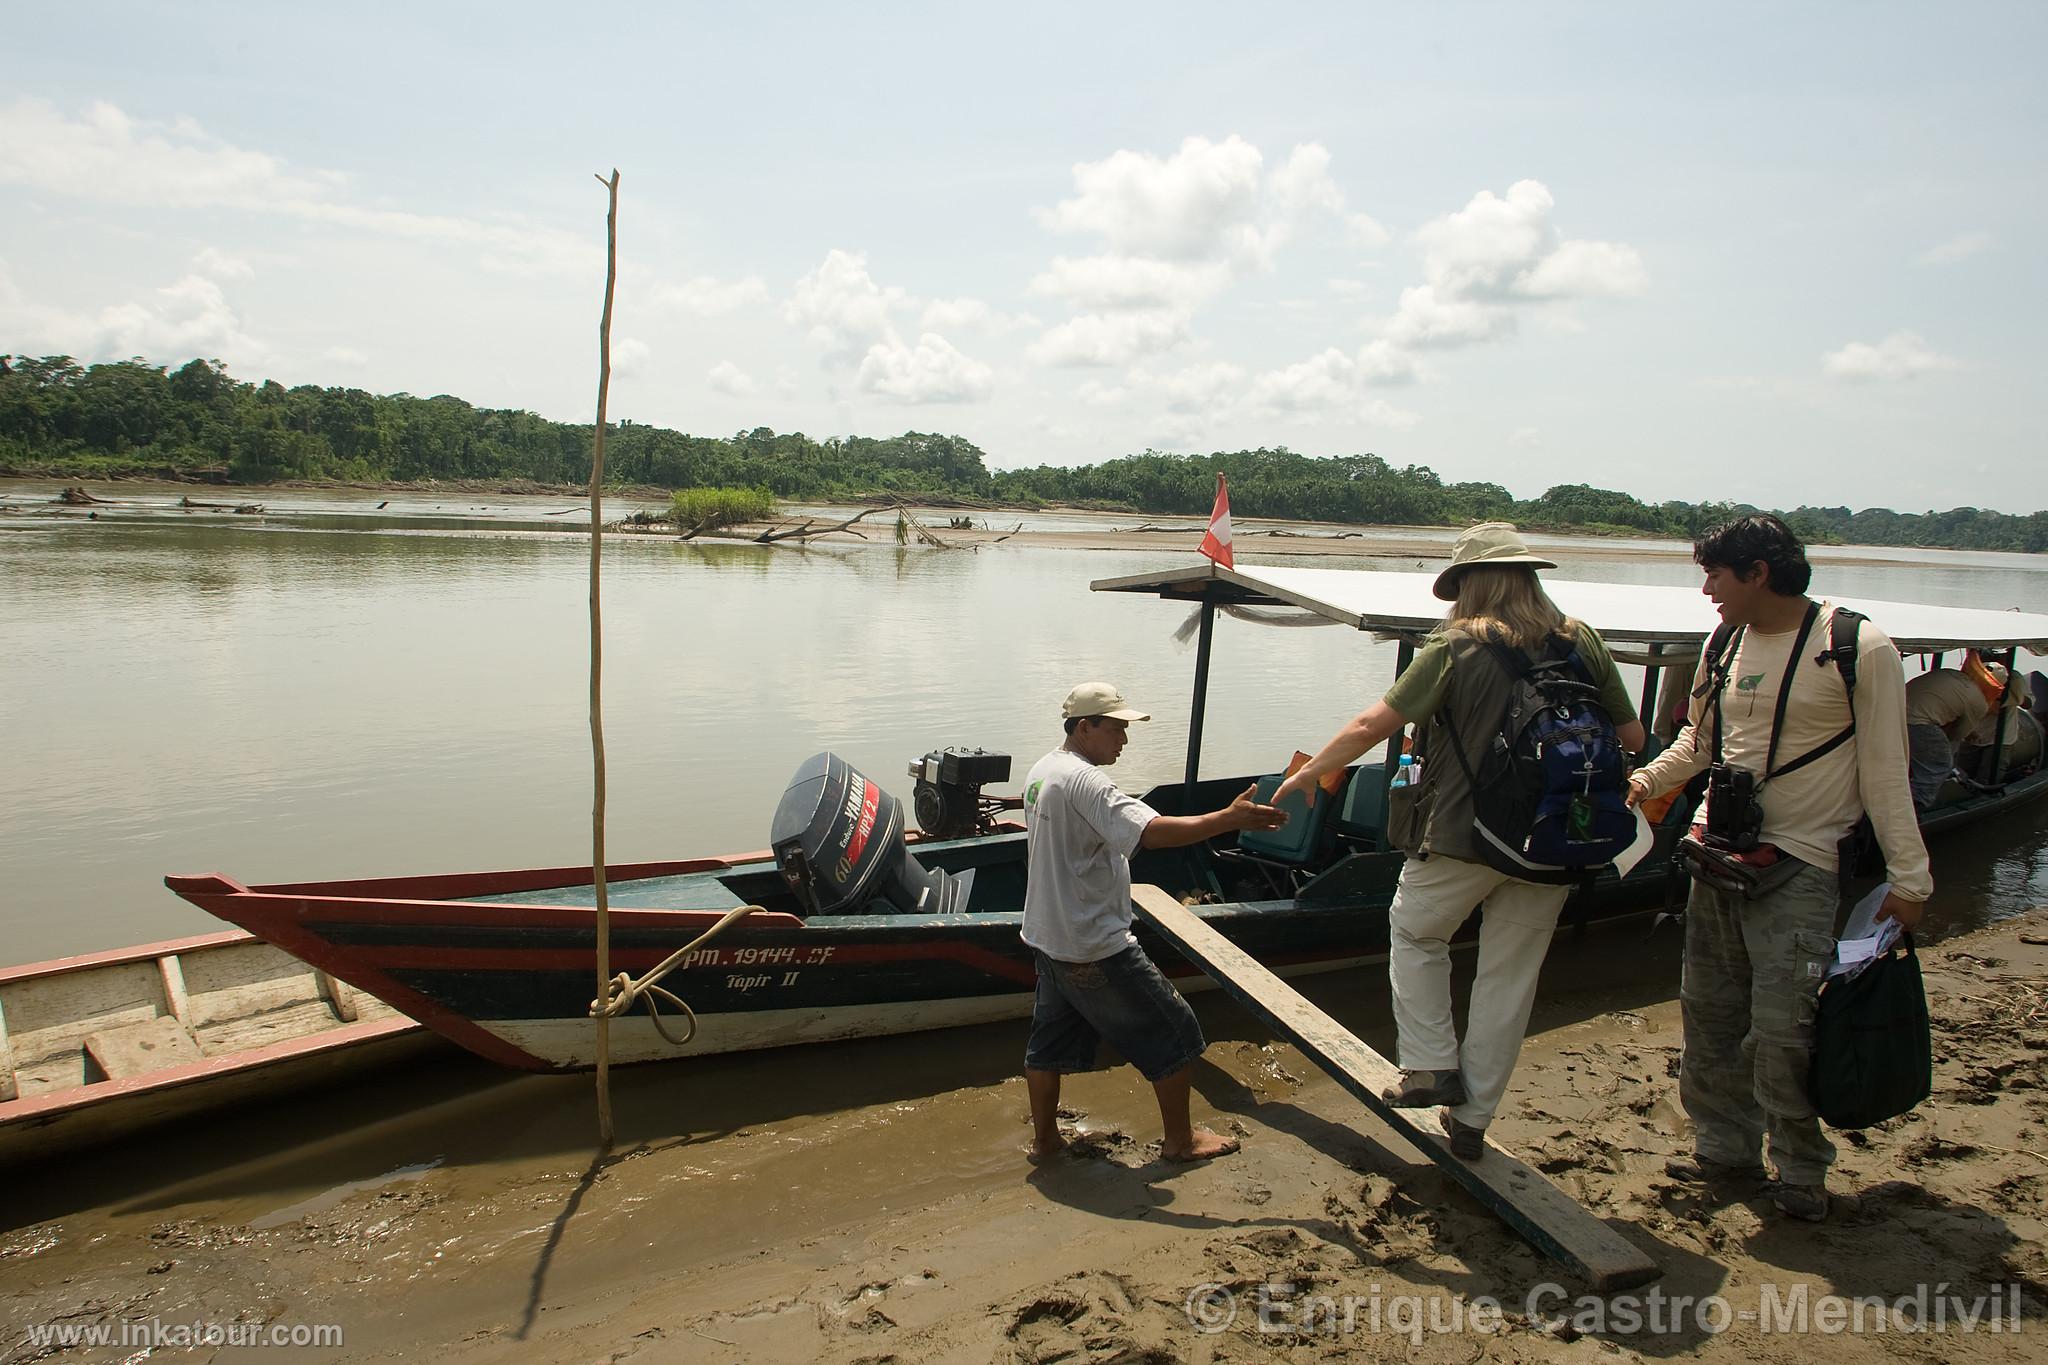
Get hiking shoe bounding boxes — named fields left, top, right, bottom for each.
left=1768, top=1182, right=1830, bottom=1222
left=1440, top=1109, right=1486, bottom=1161
left=1664, top=1155, right=1767, bottom=1186
left=1381, top=1068, right=1467, bottom=1108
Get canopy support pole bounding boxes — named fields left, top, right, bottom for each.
left=1377, top=637, right=1415, bottom=850
left=1183, top=599, right=1216, bottom=792
left=1638, top=643, right=1662, bottom=734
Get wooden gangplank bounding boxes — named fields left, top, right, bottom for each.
left=1132, top=884, right=1660, bottom=1291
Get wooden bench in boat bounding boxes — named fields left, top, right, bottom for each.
left=1132, top=883, right=1660, bottom=1291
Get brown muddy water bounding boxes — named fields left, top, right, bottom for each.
left=2, top=483, right=2047, bottom=1357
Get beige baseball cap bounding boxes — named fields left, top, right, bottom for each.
left=1432, top=521, right=1558, bottom=600
left=1062, top=681, right=1151, bottom=722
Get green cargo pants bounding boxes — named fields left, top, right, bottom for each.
left=1679, top=862, right=1840, bottom=1185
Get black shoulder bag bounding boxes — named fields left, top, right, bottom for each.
left=1809, top=933, right=1932, bottom=1128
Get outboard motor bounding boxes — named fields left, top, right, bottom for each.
left=908, top=747, right=1012, bottom=839
left=770, top=753, right=976, bottom=916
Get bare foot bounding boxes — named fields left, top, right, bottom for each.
left=1160, top=1128, right=1241, bottom=1163
left=1026, top=1134, right=1070, bottom=1165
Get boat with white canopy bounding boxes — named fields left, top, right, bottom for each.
left=152, top=560, right=2048, bottom=1080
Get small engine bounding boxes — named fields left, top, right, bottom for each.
left=907, top=747, right=1012, bottom=840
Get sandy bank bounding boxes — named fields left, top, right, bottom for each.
left=3, top=910, right=2043, bottom=1363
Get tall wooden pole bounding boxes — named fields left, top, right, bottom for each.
left=590, top=169, right=620, bottom=1146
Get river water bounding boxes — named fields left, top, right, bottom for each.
left=4, top=485, right=2047, bottom=965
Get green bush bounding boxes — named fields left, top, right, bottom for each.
left=669, top=485, right=777, bottom=533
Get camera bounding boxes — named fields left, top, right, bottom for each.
left=1703, top=764, right=1764, bottom=853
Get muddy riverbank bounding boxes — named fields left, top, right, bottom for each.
left=5, top=911, right=2044, bottom=1363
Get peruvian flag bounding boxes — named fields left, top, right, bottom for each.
left=1197, top=472, right=1234, bottom=568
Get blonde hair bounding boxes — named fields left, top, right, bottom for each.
left=1446, top=565, right=1577, bottom=650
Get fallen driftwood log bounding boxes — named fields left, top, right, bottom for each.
left=57, top=487, right=111, bottom=505
left=178, top=497, right=266, bottom=514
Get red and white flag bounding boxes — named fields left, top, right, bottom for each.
left=1197, top=472, right=1234, bottom=568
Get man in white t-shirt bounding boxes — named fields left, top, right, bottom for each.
left=1022, top=681, right=1285, bottom=1163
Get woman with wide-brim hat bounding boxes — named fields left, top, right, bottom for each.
left=1275, top=522, right=1647, bottom=1158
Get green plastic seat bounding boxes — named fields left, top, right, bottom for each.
left=1333, top=764, right=1388, bottom=845
left=1236, top=772, right=1331, bottom=864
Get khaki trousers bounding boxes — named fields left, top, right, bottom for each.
left=1680, top=864, right=1839, bottom=1184
left=1387, top=854, right=1568, bottom=1128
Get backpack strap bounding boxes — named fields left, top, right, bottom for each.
left=1815, top=606, right=1864, bottom=701
left=1765, top=605, right=1863, bottom=783
left=1696, top=622, right=1744, bottom=768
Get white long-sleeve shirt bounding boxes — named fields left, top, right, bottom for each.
left=1635, top=602, right=1933, bottom=902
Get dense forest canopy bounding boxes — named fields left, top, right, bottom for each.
left=3, top=352, right=2043, bottom=552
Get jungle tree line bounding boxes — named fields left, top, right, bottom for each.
left=3, top=353, right=2042, bottom=552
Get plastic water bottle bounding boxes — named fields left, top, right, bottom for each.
left=1390, top=754, right=1415, bottom=790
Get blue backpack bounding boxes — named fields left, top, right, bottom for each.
left=1444, top=637, right=1634, bottom=884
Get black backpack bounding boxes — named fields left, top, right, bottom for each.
left=1445, top=636, right=1634, bottom=885
left=1809, top=934, right=1932, bottom=1128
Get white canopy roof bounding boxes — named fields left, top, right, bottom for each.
left=1092, top=563, right=2048, bottom=656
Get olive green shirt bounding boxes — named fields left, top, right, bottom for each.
left=1384, top=625, right=1638, bottom=726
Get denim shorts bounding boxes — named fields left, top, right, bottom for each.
left=1025, top=943, right=1206, bottom=1082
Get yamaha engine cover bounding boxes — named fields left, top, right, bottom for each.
left=770, top=753, right=975, bottom=916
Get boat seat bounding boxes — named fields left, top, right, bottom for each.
left=1332, top=763, right=1388, bottom=849
left=1215, top=772, right=1336, bottom=896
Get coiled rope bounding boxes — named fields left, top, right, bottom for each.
left=587, top=902, right=764, bottom=1046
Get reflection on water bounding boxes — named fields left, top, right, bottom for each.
left=2, top=509, right=2045, bottom=963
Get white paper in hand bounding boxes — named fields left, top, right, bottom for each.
left=1828, top=882, right=1902, bottom=980
left=1612, top=808, right=1658, bottom=879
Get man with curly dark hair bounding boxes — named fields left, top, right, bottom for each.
left=1628, top=514, right=1929, bottom=1222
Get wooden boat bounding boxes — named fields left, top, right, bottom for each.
left=163, top=563, right=2048, bottom=1076
left=0, top=929, right=439, bottom=1167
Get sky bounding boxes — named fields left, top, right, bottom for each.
left=3, top=2, right=2043, bottom=513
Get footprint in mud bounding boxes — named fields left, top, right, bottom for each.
left=1004, top=1272, right=1176, bottom=1364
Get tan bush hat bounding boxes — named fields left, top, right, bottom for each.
left=1433, top=521, right=1558, bottom=600
left=1062, top=682, right=1150, bottom=722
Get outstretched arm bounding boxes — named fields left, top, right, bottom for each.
left=1271, top=700, right=1409, bottom=808
left=1140, top=784, right=1288, bottom=849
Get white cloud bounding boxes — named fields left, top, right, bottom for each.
left=1039, top=135, right=1266, bottom=261
left=1366, top=179, right=1644, bottom=368
left=784, top=249, right=906, bottom=360
left=0, top=97, right=593, bottom=276
left=1510, top=426, right=1542, bottom=448
left=1822, top=331, right=1961, bottom=382
left=1026, top=310, right=1191, bottom=367
left=1159, top=361, right=1247, bottom=414
left=1354, top=339, right=1421, bottom=385
left=1346, top=213, right=1392, bottom=249
left=707, top=360, right=758, bottom=396
left=1917, top=232, right=1991, bottom=266
left=1030, top=255, right=1230, bottom=311
left=918, top=296, right=1037, bottom=334
left=612, top=337, right=651, bottom=374
left=1029, top=136, right=1383, bottom=372
left=856, top=332, right=994, bottom=403
left=1383, top=285, right=1517, bottom=349
left=325, top=345, right=368, bottom=368
left=86, top=273, right=266, bottom=363
left=1517, top=238, right=1649, bottom=299
left=1414, top=180, right=1647, bottom=303
left=192, top=247, right=254, bottom=281
left=655, top=274, right=769, bottom=316
left=1241, top=349, right=1421, bottom=428
left=1076, top=378, right=1129, bottom=407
